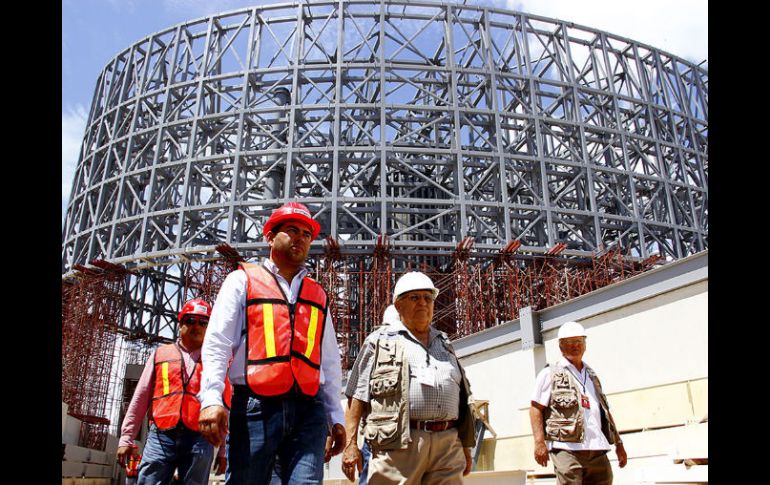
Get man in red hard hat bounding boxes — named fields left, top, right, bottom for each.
left=199, top=201, right=347, bottom=484
left=117, top=298, right=232, bottom=485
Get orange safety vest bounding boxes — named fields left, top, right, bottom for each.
left=150, top=343, right=233, bottom=431
left=242, top=263, right=328, bottom=397
left=126, top=453, right=140, bottom=477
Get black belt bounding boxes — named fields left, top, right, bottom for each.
left=233, top=384, right=313, bottom=400
left=410, top=420, right=457, bottom=432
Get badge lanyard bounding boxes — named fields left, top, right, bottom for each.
left=567, top=366, right=591, bottom=409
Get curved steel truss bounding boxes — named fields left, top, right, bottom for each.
left=63, top=0, right=708, bottom=271
left=62, top=0, right=707, bottom=338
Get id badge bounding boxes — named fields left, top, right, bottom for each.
left=417, top=365, right=436, bottom=387
left=581, top=394, right=590, bottom=409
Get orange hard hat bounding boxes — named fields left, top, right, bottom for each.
left=178, top=298, right=212, bottom=323
left=262, top=202, right=321, bottom=239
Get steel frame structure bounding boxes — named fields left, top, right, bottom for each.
left=62, top=0, right=707, bottom=339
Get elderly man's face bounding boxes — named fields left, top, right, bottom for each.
left=395, top=290, right=434, bottom=332
left=559, top=336, right=586, bottom=361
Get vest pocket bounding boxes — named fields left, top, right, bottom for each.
left=370, top=368, right=400, bottom=398
left=551, top=389, right=578, bottom=410
left=364, top=413, right=399, bottom=447
left=546, top=418, right=580, bottom=442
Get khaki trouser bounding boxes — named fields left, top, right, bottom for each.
left=368, top=428, right=465, bottom=485
left=550, top=449, right=613, bottom=485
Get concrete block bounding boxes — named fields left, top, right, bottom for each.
left=62, top=402, right=68, bottom=438
left=635, top=463, right=708, bottom=483
left=62, top=414, right=82, bottom=445
left=62, top=461, right=113, bottom=478
left=62, top=461, right=86, bottom=477
left=668, top=423, right=708, bottom=460
left=62, top=444, right=90, bottom=463
left=104, top=433, right=119, bottom=456
left=688, top=379, right=708, bottom=422
left=462, top=469, right=527, bottom=485
left=479, top=435, right=540, bottom=472
left=63, top=444, right=113, bottom=465
left=609, top=455, right=672, bottom=485
left=608, top=382, right=693, bottom=431
left=614, top=423, right=708, bottom=461
left=61, top=479, right=111, bottom=485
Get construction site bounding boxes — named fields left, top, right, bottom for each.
left=61, top=1, right=707, bottom=484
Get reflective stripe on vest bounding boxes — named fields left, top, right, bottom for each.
left=150, top=344, right=234, bottom=431
left=151, top=344, right=201, bottom=431
left=126, top=455, right=140, bottom=477
left=242, top=263, right=328, bottom=397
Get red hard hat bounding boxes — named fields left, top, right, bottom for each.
left=178, top=298, right=212, bottom=323
left=262, top=202, right=321, bottom=239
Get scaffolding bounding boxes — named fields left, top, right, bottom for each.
left=61, top=260, right=126, bottom=450
left=62, top=240, right=664, bottom=450
left=61, top=0, right=702, bottom=449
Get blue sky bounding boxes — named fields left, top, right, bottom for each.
left=62, top=0, right=708, bottom=225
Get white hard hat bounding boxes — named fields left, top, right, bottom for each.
left=557, top=321, right=587, bottom=339
left=393, top=271, right=439, bottom=303
left=382, top=304, right=401, bottom=326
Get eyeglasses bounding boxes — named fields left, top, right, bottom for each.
left=559, top=338, right=585, bottom=346
left=183, top=316, right=209, bottom=327
left=401, top=294, right=435, bottom=304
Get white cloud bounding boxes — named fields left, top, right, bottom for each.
left=62, top=105, right=89, bottom=225
left=505, top=0, right=707, bottom=64
left=162, top=0, right=253, bottom=18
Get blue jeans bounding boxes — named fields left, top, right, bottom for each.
left=137, top=424, right=214, bottom=485
left=226, top=387, right=328, bottom=485
left=359, top=441, right=370, bottom=485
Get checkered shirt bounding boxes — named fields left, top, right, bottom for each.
left=345, top=320, right=462, bottom=421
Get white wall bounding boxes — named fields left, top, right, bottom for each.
left=455, top=266, right=708, bottom=483
left=540, top=280, right=708, bottom=393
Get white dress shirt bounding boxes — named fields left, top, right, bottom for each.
left=531, top=357, right=611, bottom=451
left=199, top=258, right=345, bottom=426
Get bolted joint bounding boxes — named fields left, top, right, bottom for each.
left=520, top=306, right=542, bottom=350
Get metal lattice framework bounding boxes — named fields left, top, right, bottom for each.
left=62, top=0, right=707, bottom=339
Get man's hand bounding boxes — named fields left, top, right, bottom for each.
left=213, top=455, right=227, bottom=475
left=463, top=447, right=473, bottom=476
left=325, top=423, right=346, bottom=462
left=341, top=441, right=363, bottom=482
left=534, top=440, right=549, bottom=467
left=116, top=445, right=135, bottom=467
left=616, top=442, right=627, bottom=468
left=199, top=405, right=228, bottom=447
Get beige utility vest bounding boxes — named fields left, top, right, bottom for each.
left=363, top=331, right=411, bottom=450
left=544, top=362, right=619, bottom=445
left=363, top=328, right=476, bottom=451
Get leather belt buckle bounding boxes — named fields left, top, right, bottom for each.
left=413, top=420, right=453, bottom=432
left=424, top=420, right=441, bottom=432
